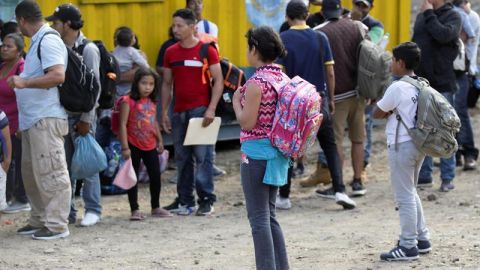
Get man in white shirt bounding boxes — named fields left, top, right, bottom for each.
left=454, top=0, right=479, bottom=170
left=186, top=0, right=218, bottom=38
left=8, top=0, right=70, bottom=240
left=373, top=42, right=431, bottom=261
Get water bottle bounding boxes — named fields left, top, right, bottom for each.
left=105, top=154, right=119, bottom=177
left=223, top=92, right=232, bottom=103
left=379, top=33, right=390, bottom=50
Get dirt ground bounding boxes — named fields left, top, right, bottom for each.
left=1, top=3, right=480, bottom=268
left=0, top=104, right=479, bottom=269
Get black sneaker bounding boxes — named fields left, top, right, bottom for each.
left=196, top=200, right=214, bottom=216
left=417, top=178, right=433, bottom=187
left=315, top=187, right=335, bottom=199
left=163, top=198, right=181, bottom=212
left=351, top=180, right=366, bottom=196
left=380, top=245, right=419, bottom=261
left=32, top=228, right=70, bottom=240
left=17, top=224, right=42, bottom=235
left=417, top=240, right=432, bottom=254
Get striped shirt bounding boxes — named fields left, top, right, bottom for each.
left=240, top=65, right=284, bottom=143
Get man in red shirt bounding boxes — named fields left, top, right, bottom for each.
left=161, top=8, right=223, bottom=216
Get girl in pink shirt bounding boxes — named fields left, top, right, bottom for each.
left=119, top=67, right=171, bottom=220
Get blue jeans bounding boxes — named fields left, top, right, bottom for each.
left=454, top=74, right=478, bottom=160
left=65, top=115, right=102, bottom=220
left=364, top=105, right=374, bottom=165
left=172, top=106, right=216, bottom=206
left=419, top=91, right=456, bottom=183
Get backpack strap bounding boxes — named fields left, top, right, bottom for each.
left=76, top=39, right=92, bottom=55
left=399, top=75, right=428, bottom=91
left=37, top=31, right=61, bottom=61
left=203, top=20, right=210, bottom=34
left=199, top=42, right=217, bottom=85
left=394, top=111, right=410, bottom=152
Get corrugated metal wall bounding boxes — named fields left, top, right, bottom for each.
left=35, top=0, right=410, bottom=68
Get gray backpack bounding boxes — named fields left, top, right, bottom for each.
left=356, top=39, right=392, bottom=99
left=395, top=76, right=461, bottom=158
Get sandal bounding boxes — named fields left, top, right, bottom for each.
left=151, top=208, right=173, bottom=218
left=130, top=210, right=146, bottom=221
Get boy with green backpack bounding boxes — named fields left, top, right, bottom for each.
left=373, top=42, right=433, bottom=261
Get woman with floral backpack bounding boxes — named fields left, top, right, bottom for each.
left=232, top=26, right=290, bottom=270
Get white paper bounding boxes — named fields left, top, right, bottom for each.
left=183, top=117, right=221, bottom=145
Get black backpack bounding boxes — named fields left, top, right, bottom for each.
left=37, top=31, right=99, bottom=113
left=199, top=42, right=246, bottom=117
left=79, top=40, right=120, bottom=109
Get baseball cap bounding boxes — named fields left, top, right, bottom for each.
left=322, top=0, right=342, bottom=20
left=354, top=0, right=373, bottom=8
left=45, top=4, right=81, bottom=23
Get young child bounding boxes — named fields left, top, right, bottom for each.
left=373, top=42, right=431, bottom=261
left=0, top=110, right=12, bottom=215
left=118, top=67, right=172, bottom=220
left=112, top=26, right=149, bottom=97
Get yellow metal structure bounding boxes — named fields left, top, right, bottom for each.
left=35, top=0, right=410, bottom=68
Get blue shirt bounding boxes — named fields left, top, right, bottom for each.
left=277, top=25, right=334, bottom=93
left=241, top=139, right=289, bottom=187
left=15, top=24, right=67, bottom=131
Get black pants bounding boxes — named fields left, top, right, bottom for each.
left=279, top=165, right=293, bottom=198
left=6, top=135, right=28, bottom=203
left=127, top=144, right=161, bottom=212
left=317, top=105, right=346, bottom=193
left=279, top=97, right=346, bottom=197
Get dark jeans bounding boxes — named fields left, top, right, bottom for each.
left=172, top=106, right=216, bottom=206
left=317, top=96, right=346, bottom=193
left=455, top=73, right=479, bottom=160
left=5, top=135, right=27, bottom=203
left=128, top=144, right=161, bottom=212
left=241, top=158, right=289, bottom=270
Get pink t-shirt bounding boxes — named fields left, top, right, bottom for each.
left=124, top=96, right=158, bottom=151
left=0, top=59, right=24, bottom=134
left=240, top=65, right=283, bottom=143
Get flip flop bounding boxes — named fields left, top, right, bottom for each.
left=129, top=210, right=146, bottom=221
left=151, top=208, right=173, bottom=218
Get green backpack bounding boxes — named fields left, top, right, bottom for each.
left=356, top=38, right=392, bottom=99
left=395, top=76, right=461, bottom=158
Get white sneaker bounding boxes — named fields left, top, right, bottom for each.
left=2, top=202, right=31, bottom=214
left=275, top=196, right=291, bottom=210
left=80, top=212, right=100, bottom=227
left=335, top=192, right=356, bottom=210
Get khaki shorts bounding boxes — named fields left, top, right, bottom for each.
left=333, top=96, right=366, bottom=144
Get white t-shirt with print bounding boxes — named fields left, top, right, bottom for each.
left=377, top=80, right=419, bottom=146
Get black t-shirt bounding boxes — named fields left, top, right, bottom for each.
left=307, top=12, right=325, bottom=28
left=361, top=15, right=384, bottom=30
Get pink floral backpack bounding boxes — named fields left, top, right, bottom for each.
left=269, top=76, right=323, bottom=159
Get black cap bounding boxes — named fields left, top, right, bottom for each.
left=45, top=4, right=81, bottom=23
left=322, top=0, right=342, bottom=20
left=354, top=0, right=373, bottom=8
